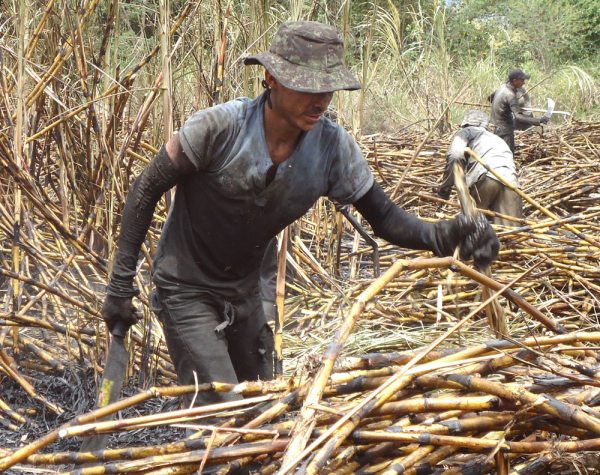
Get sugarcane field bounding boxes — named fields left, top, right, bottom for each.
left=2, top=1, right=600, bottom=474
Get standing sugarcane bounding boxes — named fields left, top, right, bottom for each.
left=212, top=0, right=231, bottom=105
left=273, top=228, right=289, bottom=376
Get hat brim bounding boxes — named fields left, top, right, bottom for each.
left=509, top=73, right=530, bottom=81
left=244, top=52, right=360, bottom=93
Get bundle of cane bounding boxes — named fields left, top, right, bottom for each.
left=452, top=162, right=508, bottom=336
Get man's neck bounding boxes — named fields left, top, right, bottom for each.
left=263, top=103, right=303, bottom=164
left=263, top=103, right=302, bottom=142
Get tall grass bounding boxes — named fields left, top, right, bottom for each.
left=553, top=65, right=600, bottom=118
left=359, top=3, right=599, bottom=133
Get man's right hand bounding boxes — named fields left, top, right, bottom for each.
left=539, top=116, right=550, bottom=125
left=434, top=214, right=499, bottom=268
left=101, top=295, right=140, bottom=333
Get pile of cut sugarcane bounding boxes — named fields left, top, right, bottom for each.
left=285, top=123, right=600, bottom=359
left=3, top=333, right=600, bottom=474
left=1, top=123, right=600, bottom=474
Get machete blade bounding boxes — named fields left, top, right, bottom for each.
left=544, top=98, right=555, bottom=120
left=79, top=322, right=129, bottom=453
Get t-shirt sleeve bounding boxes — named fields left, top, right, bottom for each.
left=178, top=99, right=246, bottom=171
left=326, top=127, right=374, bottom=204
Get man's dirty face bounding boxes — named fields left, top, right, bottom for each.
left=511, top=78, right=526, bottom=89
left=267, top=74, right=334, bottom=132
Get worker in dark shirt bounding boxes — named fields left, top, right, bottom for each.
left=490, top=69, right=549, bottom=152
left=102, top=21, right=500, bottom=406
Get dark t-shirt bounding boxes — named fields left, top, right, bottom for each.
left=152, top=94, right=373, bottom=298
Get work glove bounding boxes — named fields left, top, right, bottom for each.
left=539, top=116, right=550, bottom=125
left=433, top=213, right=499, bottom=268
left=437, top=186, right=452, bottom=201
left=101, top=294, right=140, bottom=334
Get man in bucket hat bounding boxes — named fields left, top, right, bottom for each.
left=101, top=21, right=499, bottom=407
left=489, top=68, right=549, bottom=152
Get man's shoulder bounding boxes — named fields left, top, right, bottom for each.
left=491, top=83, right=516, bottom=108
left=496, top=82, right=510, bottom=94
left=467, top=125, right=498, bottom=137
left=178, top=97, right=259, bottom=168
left=194, top=97, right=253, bottom=123
left=473, top=127, right=512, bottom=153
left=300, top=118, right=362, bottom=167
left=452, top=126, right=486, bottom=146
left=319, top=116, right=344, bottom=138
left=180, top=97, right=257, bottom=142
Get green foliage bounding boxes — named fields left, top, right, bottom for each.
left=446, top=0, right=600, bottom=68
left=571, top=0, right=600, bottom=51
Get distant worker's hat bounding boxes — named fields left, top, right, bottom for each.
left=508, top=68, right=531, bottom=81
left=461, top=110, right=490, bottom=128
left=244, top=21, right=360, bottom=93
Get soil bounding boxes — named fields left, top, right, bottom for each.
left=1, top=364, right=186, bottom=474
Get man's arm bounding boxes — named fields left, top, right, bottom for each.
left=518, top=88, right=533, bottom=114
left=510, top=96, right=547, bottom=126
left=438, top=131, right=471, bottom=199
left=103, top=135, right=194, bottom=330
left=353, top=182, right=499, bottom=266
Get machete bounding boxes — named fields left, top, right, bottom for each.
left=523, top=97, right=570, bottom=116
left=80, top=320, right=129, bottom=453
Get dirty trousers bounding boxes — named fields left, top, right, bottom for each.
left=152, top=288, right=274, bottom=406
left=494, top=126, right=515, bottom=154
left=471, top=177, right=523, bottom=226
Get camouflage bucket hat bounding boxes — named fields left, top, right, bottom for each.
left=461, top=110, right=490, bottom=128
left=244, top=21, right=360, bottom=93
